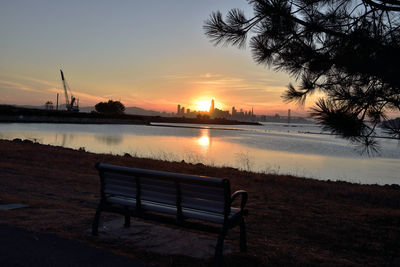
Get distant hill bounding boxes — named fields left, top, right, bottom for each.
left=79, top=106, right=164, bottom=116
left=80, top=106, right=166, bottom=116
left=124, top=107, right=164, bottom=116
left=19, top=105, right=47, bottom=110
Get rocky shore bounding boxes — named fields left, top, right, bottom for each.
left=0, top=139, right=399, bottom=266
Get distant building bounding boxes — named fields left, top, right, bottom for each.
left=177, top=104, right=181, bottom=115
left=213, top=108, right=229, bottom=118
left=210, top=99, right=215, bottom=113
left=44, top=101, right=54, bottom=110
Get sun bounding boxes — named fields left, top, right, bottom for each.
left=194, top=100, right=211, bottom=112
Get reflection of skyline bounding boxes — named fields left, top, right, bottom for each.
left=94, top=135, right=123, bottom=146
left=55, top=133, right=74, bottom=147
left=196, top=129, right=212, bottom=150
left=55, top=132, right=124, bottom=147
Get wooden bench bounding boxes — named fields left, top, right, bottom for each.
left=92, top=163, right=248, bottom=262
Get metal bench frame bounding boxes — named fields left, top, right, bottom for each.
left=92, top=163, right=248, bottom=263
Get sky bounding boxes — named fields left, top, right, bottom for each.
left=0, top=0, right=316, bottom=116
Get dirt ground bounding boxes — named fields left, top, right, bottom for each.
left=0, top=224, right=144, bottom=267
left=0, top=139, right=399, bottom=266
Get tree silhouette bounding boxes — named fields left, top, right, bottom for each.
left=204, top=0, right=400, bottom=153
left=95, top=100, right=125, bottom=115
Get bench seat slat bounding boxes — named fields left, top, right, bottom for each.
left=107, top=196, right=136, bottom=206
left=106, top=197, right=176, bottom=215
left=105, top=184, right=136, bottom=197
left=105, top=190, right=136, bottom=198
left=140, top=177, right=175, bottom=187
left=105, top=183, right=136, bottom=193
left=181, top=190, right=225, bottom=202
left=104, top=178, right=137, bottom=188
left=103, top=172, right=136, bottom=183
left=141, top=183, right=176, bottom=195
left=141, top=190, right=176, bottom=205
left=181, top=198, right=225, bottom=214
left=141, top=200, right=177, bottom=215
left=182, top=207, right=241, bottom=224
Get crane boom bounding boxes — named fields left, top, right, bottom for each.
left=60, top=70, right=70, bottom=108
left=60, top=69, right=79, bottom=112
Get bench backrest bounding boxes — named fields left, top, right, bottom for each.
left=96, top=163, right=231, bottom=216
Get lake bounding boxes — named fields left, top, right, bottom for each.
left=1, top=122, right=399, bottom=185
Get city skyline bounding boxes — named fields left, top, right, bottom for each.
left=176, top=99, right=254, bottom=117
left=174, top=98, right=303, bottom=123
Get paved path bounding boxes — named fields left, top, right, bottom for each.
left=98, top=218, right=233, bottom=259
left=0, top=224, right=145, bottom=267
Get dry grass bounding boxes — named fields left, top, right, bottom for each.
left=0, top=139, right=399, bottom=266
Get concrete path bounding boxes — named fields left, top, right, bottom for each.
left=96, top=219, right=234, bottom=259
left=0, top=224, right=144, bottom=267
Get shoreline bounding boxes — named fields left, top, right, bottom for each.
left=0, top=139, right=399, bottom=266
left=149, top=123, right=247, bottom=131
left=0, top=105, right=261, bottom=126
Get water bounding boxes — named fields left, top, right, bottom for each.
left=0, top=122, right=399, bottom=185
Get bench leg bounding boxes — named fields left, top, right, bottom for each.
left=240, top=217, right=247, bottom=253
left=124, top=207, right=131, bottom=227
left=215, top=227, right=226, bottom=266
left=92, top=208, right=102, bottom=236
left=124, top=215, right=131, bottom=227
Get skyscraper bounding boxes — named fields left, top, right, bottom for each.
left=177, top=104, right=181, bottom=115
left=210, top=99, right=215, bottom=113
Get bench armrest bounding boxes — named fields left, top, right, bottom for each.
left=230, top=190, right=248, bottom=211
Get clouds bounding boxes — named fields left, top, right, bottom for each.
left=0, top=80, right=43, bottom=93
left=0, top=71, right=107, bottom=106
left=160, top=71, right=287, bottom=109
left=0, top=68, right=308, bottom=115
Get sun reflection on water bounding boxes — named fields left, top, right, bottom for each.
left=197, top=129, right=211, bottom=148
left=197, top=135, right=210, bottom=147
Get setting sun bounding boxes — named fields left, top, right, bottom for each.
left=194, top=100, right=211, bottom=112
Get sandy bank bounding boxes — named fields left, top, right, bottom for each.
left=0, top=139, right=399, bottom=266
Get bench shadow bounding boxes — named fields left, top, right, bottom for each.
left=92, top=217, right=235, bottom=259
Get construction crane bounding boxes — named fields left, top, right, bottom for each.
left=60, top=69, right=79, bottom=112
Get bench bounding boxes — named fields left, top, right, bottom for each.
left=92, top=163, right=248, bottom=262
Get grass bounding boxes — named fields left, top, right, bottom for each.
left=0, top=139, right=399, bottom=266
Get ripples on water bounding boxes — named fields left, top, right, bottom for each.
left=0, top=122, right=399, bottom=185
